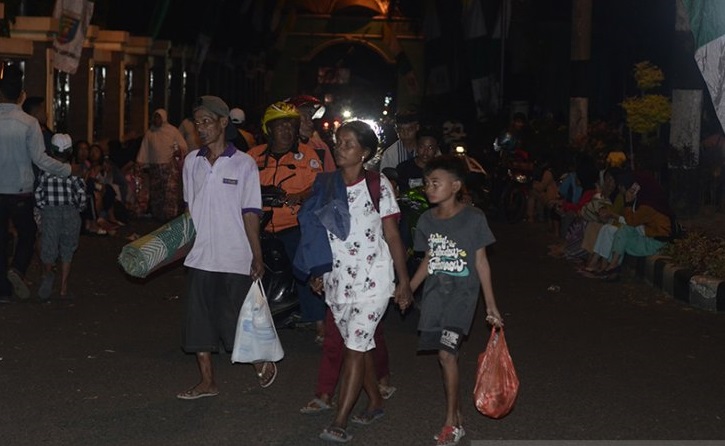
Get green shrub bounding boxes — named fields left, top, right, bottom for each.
left=660, top=232, right=725, bottom=279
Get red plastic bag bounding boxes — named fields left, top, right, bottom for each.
left=474, top=326, right=519, bottom=419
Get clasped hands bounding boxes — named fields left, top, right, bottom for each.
left=309, top=277, right=414, bottom=313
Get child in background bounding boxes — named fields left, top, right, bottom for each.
left=410, top=155, right=503, bottom=446
left=34, top=134, right=87, bottom=300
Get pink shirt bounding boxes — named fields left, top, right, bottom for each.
left=182, top=144, right=261, bottom=274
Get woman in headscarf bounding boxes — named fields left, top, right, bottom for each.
left=136, top=109, right=188, bottom=221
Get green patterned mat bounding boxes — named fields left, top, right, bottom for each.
left=118, top=212, right=196, bottom=278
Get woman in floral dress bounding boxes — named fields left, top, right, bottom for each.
left=308, top=121, right=413, bottom=443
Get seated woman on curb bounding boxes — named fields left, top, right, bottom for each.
left=583, top=171, right=672, bottom=280
left=547, top=154, right=599, bottom=258
left=576, top=167, right=626, bottom=268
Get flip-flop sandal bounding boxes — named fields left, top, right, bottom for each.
left=319, top=426, right=353, bottom=443
left=7, top=270, right=30, bottom=300
left=257, top=362, right=277, bottom=388
left=434, top=425, right=466, bottom=445
left=350, top=407, right=385, bottom=425
left=378, top=384, right=397, bottom=400
left=176, top=388, right=219, bottom=400
left=299, top=397, right=332, bottom=414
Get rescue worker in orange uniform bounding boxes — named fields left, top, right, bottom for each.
left=247, top=102, right=325, bottom=342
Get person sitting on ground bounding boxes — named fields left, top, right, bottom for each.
left=548, top=153, right=598, bottom=242
left=527, top=157, right=558, bottom=223
left=34, top=134, right=86, bottom=300
left=583, top=171, right=673, bottom=279
left=83, top=144, right=123, bottom=234
left=576, top=167, right=625, bottom=267
left=73, top=140, right=91, bottom=177
left=562, top=166, right=622, bottom=262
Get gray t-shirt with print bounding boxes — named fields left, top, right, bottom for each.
left=414, top=205, right=496, bottom=334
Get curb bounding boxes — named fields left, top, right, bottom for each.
left=625, top=255, right=725, bottom=312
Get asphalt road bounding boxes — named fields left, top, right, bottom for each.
left=1, top=219, right=724, bottom=446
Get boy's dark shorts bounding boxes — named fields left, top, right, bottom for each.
left=182, top=268, right=252, bottom=353
left=418, top=327, right=464, bottom=354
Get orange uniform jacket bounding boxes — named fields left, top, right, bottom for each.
left=247, top=142, right=322, bottom=232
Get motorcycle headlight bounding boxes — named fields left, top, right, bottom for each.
left=513, top=173, right=529, bottom=184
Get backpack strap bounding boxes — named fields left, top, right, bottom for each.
left=364, top=169, right=381, bottom=213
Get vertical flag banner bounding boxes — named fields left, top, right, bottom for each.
left=423, top=0, right=451, bottom=96
left=462, top=0, right=493, bottom=120
left=52, top=0, right=94, bottom=74
left=682, top=0, right=725, bottom=130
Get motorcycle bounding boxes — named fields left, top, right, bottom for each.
left=491, top=133, right=534, bottom=223
left=259, top=184, right=299, bottom=325
left=452, top=144, right=493, bottom=212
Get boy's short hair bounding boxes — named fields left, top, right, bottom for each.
left=395, top=108, right=419, bottom=125
left=417, top=125, right=441, bottom=144
left=423, top=154, right=469, bottom=181
left=0, top=63, right=24, bottom=102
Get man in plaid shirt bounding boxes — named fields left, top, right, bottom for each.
left=34, top=133, right=87, bottom=300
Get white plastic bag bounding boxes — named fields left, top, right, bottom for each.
left=231, top=279, right=284, bottom=363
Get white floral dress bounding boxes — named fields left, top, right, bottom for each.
left=324, top=175, right=400, bottom=352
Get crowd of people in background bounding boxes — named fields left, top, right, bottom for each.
left=3, top=59, right=688, bottom=446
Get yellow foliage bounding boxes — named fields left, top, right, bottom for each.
left=633, top=61, right=665, bottom=91
left=621, top=94, right=671, bottom=134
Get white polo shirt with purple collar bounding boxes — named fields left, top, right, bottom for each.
left=182, top=144, right=261, bottom=275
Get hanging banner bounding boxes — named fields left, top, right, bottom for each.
left=52, top=0, right=94, bottom=75
left=682, top=0, right=725, bottom=132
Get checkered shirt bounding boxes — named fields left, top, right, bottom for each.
left=34, top=172, right=87, bottom=211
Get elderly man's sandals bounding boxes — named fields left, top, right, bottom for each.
left=257, top=361, right=278, bottom=388
left=319, top=426, right=353, bottom=443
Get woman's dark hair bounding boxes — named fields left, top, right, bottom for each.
left=337, top=120, right=379, bottom=161
left=423, top=155, right=469, bottom=201
left=603, top=167, right=622, bottom=201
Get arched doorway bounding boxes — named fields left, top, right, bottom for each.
left=299, top=39, right=396, bottom=123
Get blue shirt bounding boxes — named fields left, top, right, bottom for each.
left=0, top=103, right=70, bottom=194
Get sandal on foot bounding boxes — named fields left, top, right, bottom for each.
left=7, top=269, right=30, bottom=300
left=434, top=425, right=466, bottom=446
left=378, top=384, right=397, bottom=400
left=351, top=407, right=385, bottom=425
left=299, top=397, right=332, bottom=414
left=257, top=361, right=277, bottom=388
left=176, top=387, right=219, bottom=400
left=319, top=426, right=353, bottom=443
